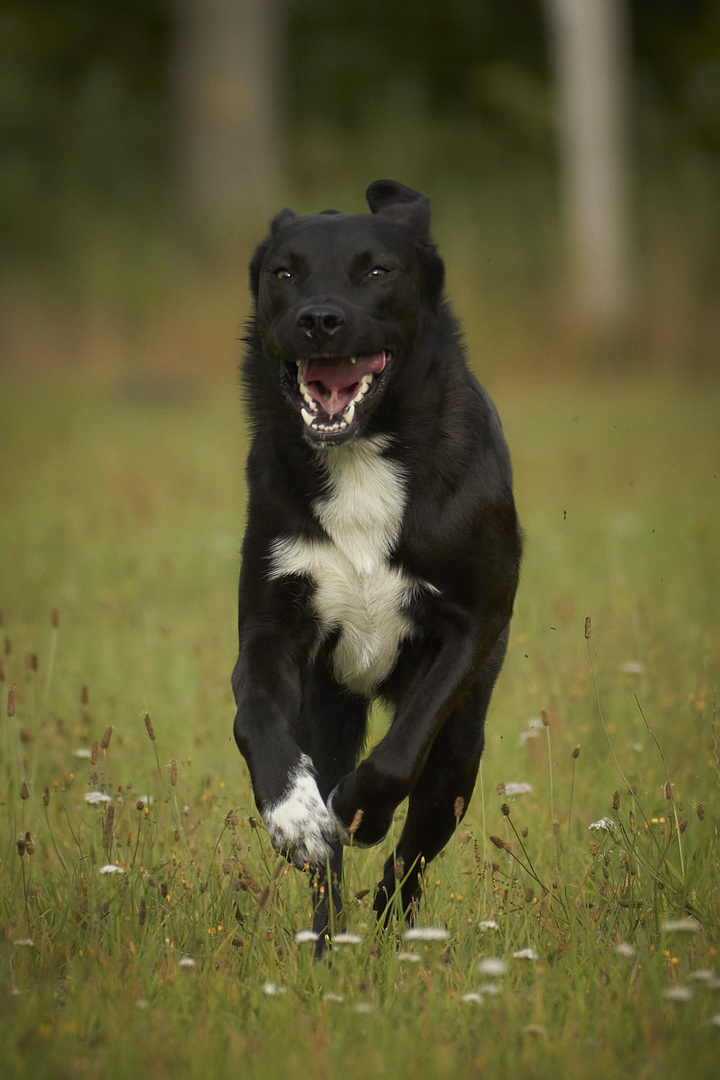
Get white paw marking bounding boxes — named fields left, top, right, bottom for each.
left=264, top=756, right=339, bottom=867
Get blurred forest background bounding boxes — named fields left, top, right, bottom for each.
left=1, top=0, right=719, bottom=382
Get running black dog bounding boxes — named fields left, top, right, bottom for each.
left=232, top=180, right=521, bottom=941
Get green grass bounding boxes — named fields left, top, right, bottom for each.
left=1, top=370, right=719, bottom=1079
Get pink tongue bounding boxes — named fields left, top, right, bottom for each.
left=301, top=353, right=386, bottom=417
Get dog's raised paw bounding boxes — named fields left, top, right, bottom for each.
left=263, top=756, right=337, bottom=868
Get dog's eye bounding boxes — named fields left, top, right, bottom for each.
left=366, top=266, right=389, bottom=280
left=273, top=267, right=294, bottom=281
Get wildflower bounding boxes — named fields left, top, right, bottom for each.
left=179, top=957, right=197, bottom=968
left=331, top=933, right=362, bottom=945
left=512, top=948, right=538, bottom=961
left=73, top=748, right=92, bottom=759
left=619, top=661, right=644, bottom=674
left=477, top=957, right=508, bottom=976
left=348, top=808, right=363, bottom=835
left=478, top=982, right=501, bottom=995
left=663, top=987, right=693, bottom=1002
left=294, top=930, right=319, bottom=944
left=453, top=796, right=465, bottom=819
left=404, top=927, right=449, bottom=942
left=354, top=1003, right=373, bottom=1014
left=100, top=726, right=113, bottom=750
left=614, top=942, right=636, bottom=957
left=503, top=782, right=532, bottom=797
left=584, top=616, right=592, bottom=639
left=461, top=992, right=483, bottom=1004
left=20, top=781, right=29, bottom=800
left=660, top=918, right=701, bottom=933
left=709, top=1014, right=720, bottom=1027
left=478, top=920, right=499, bottom=931
left=85, top=791, right=112, bottom=804
left=522, top=1024, right=547, bottom=1038
left=397, top=952, right=421, bottom=962
left=13, top=938, right=34, bottom=947
left=589, top=818, right=615, bottom=832
left=261, top=982, right=286, bottom=996
left=490, top=835, right=508, bottom=850
left=99, top=864, right=125, bottom=874
left=144, top=713, right=156, bottom=741
left=688, top=969, right=716, bottom=982
left=323, top=993, right=344, bottom=1003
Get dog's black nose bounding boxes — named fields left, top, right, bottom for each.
left=296, top=304, right=345, bottom=338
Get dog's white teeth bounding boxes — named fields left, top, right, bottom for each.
left=301, top=408, right=316, bottom=427
left=360, top=373, right=373, bottom=391
left=343, top=402, right=355, bottom=425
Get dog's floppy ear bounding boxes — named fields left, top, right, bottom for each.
left=249, top=239, right=269, bottom=299
left=249, top=209, right=297, bottom=297
left=366, top=179, right=431, bottom=236
left=270, top=208, right=297, bottom=233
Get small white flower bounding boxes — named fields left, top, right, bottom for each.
left=294, top=930, right=319, bottom=944
left=478, top=919, right=499, bottom=931
left=139, top=795, right=154, bottom=805
left=708, top=1014, right=720, bottom=1027
left=660, top=918, right=701, bottom=933
left=512, top=948, right=538, bottom=961
left=73, top=748, right=93, bottom=759
left=522, top=1024, right=547, bottom=1038
left=478, top=982, right=501, bottom=996
left=99, top=864, right=125, bottom=874
left=323, top=992, right=344, bottom=1003
left=614, top=942, right=636, bottom=957
left=13, top=938, right=34, bottom=947
left=85, top=791, right=111, bottom=804
left=663, top=986, right=693, bottom=1002
left=503, top=782, right=533, bottom=797
left=179, top=956, right=196, bottom=967
left=620, top=661, right=645, bottom=675
left=397, top=951, right=421, bottom=963
left=689, top=969, right=716, bottom=982
left=332, top=933, right=363, bottom=945
left=354, top=1003, right=373, bottom=1014
left=589, top=817, right=615, bottom=831
left=261, top=982, right=286, bottom=996
left=461, top=992, right=484, bottom=1004
left=477, top=957, right=508, bottom=976
left=404, top=926, right=449, bottom=942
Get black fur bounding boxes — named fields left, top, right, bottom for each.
left=232, top=180, right=521, bottom=944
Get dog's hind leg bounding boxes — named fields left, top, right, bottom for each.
left=372, top=639, right=507, bottom=925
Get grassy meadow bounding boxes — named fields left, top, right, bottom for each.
left=1, top=368, right=719, bottom=1079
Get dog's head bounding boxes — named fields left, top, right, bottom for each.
left=248, top=180, right=445, bottom=446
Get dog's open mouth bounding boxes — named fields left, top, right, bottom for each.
left=295, top=352, right=389, bottom=438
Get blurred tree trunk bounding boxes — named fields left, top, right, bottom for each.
left=545, top=0, right=633, bottom=333
left=174, top=0, right=281, bottom=233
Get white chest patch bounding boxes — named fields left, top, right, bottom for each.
left=268, top=437, right=426, bottom=695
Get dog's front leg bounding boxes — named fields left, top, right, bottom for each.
left=232, top=632, right=338, bottom=869
left=330, top=607, right=507, bottom=848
